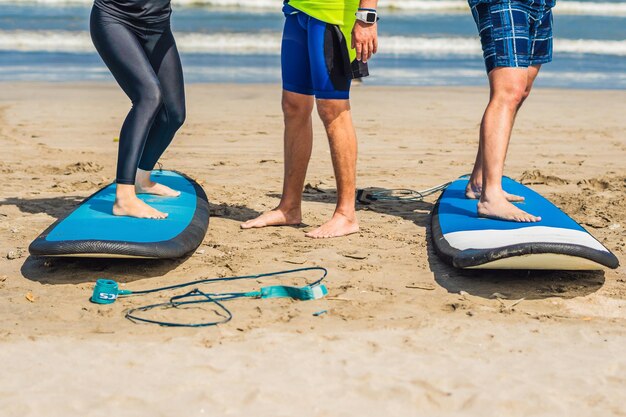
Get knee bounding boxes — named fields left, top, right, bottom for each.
left=169, top=105, right=186, bottom=130
left=492, top=82, right=527, bottom=108
left=521, top=86, right=532, bottom=102
left=316, top=100, right=349, bottom=126
left=137, top=83, right=163, bottom=113
left=282, top=94, right=313, bottom=119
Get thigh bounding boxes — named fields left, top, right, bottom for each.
left=145, top=27, right=186, bottom=118
left=306, top=17, right=351, bottom=100
left=90, top=7, right=160, bottom=102
left=529, top=8, right=553, bottom=65
left=474, top=2, right=532, bottom=73
left=282, top=11, right=314, bottom=96
left=471, top=3, right=498, bottom=72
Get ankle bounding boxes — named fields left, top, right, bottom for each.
left=116, top=183, right=137, bottom=200
left=136, top=178, right=156, bottom=189
left=468, top=171, right=482, bottom=185
left=468, top=180, right=482, bottom=190
left=114, top=195, right=137, bottom=207
left=333, top=207, right=356, bottom=222
left=135, top=169, right=153, bottom=186
left=480, top=187, right=504, bottom=202
left=277, top=201, right=301, bottom=214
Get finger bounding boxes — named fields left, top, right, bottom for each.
left=361, top=43, right=370, bottom=63
left=373, top=37, right=378, bottom=54
left=367, top=41, right=374, bottom=61
left=355, top=42, right=363, bottom=61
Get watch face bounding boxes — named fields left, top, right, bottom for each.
left=366, top=12, right=376, bottom=23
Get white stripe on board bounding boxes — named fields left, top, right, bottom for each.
left=443, top=226, right=609, bottom=252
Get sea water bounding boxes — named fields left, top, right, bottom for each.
left=0, top=0, right=624, bottom=88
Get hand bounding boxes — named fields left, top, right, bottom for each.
left=351, top=20, right=378, bottom=63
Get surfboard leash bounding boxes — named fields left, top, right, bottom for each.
left=90, top=267, right=328, bottom=327
left=356, top=181, right=451, bottom=204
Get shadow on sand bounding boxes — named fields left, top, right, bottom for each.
left=269, top=186, right=434, bottom=228
left=1, top=195, right=84, bottom=219
left=209, top=201, right=262, bottom=223
left=425, top=232, right=605, bottom=301
left=20, top=255, right=189, bottom=286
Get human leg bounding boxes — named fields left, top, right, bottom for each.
left=90, top=7, right=167, bottom=218
left=477, top=67, right=541, bottom=222
left=465, top=65, right=540, bottom=201
left=303, top=18, right=358, bottom=238
left=241, top=12, right=314, bottom=229
left=465, top=1, right=542, bottom=221
left=136, top=26, right=186, bottom=197
left=240, top=91, right=315, bottom=229
left=305, top=99, right=359, bottom=238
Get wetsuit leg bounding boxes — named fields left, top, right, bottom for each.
left=138, top=27, right=186, bottom=172
left=90, top=7, right=164, bottom=185
left=281, top=11, right=314, bottom=96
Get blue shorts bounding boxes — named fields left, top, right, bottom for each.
left=471, top=1, right=554, bottom=74
left=281, top=5, right=365, bottom=100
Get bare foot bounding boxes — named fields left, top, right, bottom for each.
left=240, top=207, right=302, bottom=229
left=113, top=196, right=168, bottom=219
left=305, top=212, right=359, bottom=239
left=477, top=197, right=541, bottom=223
left=135, top=181, right=180, bottom=197
left=465, top=183, right=524, bottom=202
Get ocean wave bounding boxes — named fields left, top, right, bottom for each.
left=387, top=0, right=626, bottom=14
left=0, top=0, right=625, bottom=16
left=0, top=31, right=281, bottom=54
left=1, top=31, right=625, bottom=57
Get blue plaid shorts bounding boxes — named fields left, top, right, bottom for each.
left=471, top=1, right=553, bottom=73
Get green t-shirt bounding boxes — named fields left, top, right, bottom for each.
left=287, top=0, right=360, bottom=27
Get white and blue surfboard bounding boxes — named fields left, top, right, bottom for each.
left=431, top=177, right=619, bottom=270
left=29, top=171, right=209, bottom=259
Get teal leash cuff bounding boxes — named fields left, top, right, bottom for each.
left=259, top=284, right=328, bottom=300
left=98, top=267, right=329, bottom=327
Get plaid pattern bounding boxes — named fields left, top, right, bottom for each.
left=471, top=1, right=554, bottom=73
left=469, top=0, right=556, bottom=8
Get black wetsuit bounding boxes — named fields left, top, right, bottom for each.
left=90, top=0, right=185, bottom=185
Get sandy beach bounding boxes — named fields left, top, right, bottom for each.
left=0, top=83, right=624, bottom=416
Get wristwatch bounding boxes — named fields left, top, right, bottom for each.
left=355, top=8, right=378, bottom=24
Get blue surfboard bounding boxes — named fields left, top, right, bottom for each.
left=431, top=177, right=619, bottom=270
left=29, top=170, right=209, bottom=259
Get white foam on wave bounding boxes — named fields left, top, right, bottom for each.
left=383, top=0, right=468, bottom=11
left=0, top=0, right=625, bottom=16
left=387, top=0, right=626, bottom=15
left=555, top=0, right=626, bottom=15
left=1, top=31, right=625, bottom=57
left=0, top=30, right=281, bottom=54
